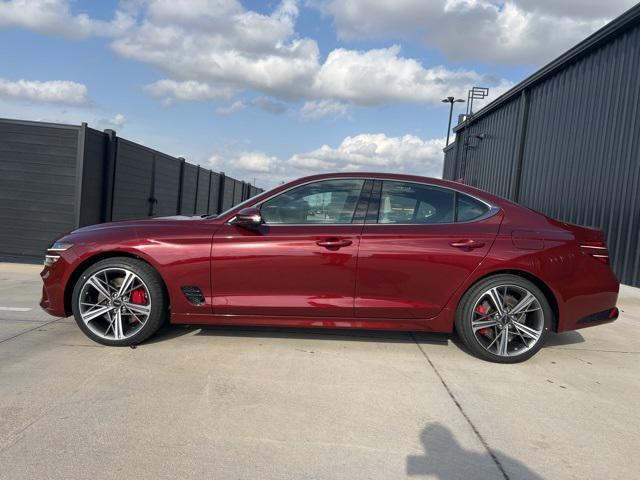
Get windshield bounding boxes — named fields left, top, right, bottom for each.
left=205, top=184, right=278, bottom=219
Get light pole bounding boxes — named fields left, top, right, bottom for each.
left=442, top=96, right=465, bottom=147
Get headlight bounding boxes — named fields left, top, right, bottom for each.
left=49, top=241, right=74, bottom=252
left=44, top=241, right=74, bottom=266
left=44, top=255, right=60, bottom=267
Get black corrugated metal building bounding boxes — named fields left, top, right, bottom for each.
left=443, top=4, right=640, bottom=286
left=0, top=118, right=262, bottom=258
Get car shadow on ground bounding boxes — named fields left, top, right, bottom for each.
left=145, top=323, right=450, bottom=346
left=407, top=422, right=543, bottom=479
left=144, top=323, right=585, bottom=351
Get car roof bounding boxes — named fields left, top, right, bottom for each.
left=288, top=172, right=509, bottom=206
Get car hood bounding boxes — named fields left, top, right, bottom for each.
left=71, top=215, right=210, bottom=234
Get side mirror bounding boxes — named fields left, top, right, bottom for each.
left=230, top=207, right=263, bottom=229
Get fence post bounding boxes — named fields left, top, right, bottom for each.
left=177, top=157, right=185, bottom=215
left=217, top=172, right=226, bottom=214
left=193, top=166, right=200, bottom=213
left=206, top=170, right=213, bottom=214
left=73, top=122, right=87, bottom=228
left=102, top=129, right=118, bottom=222
left=148, top=153, right=157, bottom=217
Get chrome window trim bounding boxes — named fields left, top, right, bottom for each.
left=226, top=177, right=499, bottom=227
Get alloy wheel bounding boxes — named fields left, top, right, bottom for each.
left=78, top=267, right=151, bottom=341
left=471, top=284, right=545, bottom=357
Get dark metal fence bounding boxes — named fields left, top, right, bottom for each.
left=0, top=118, right=262, bottom=257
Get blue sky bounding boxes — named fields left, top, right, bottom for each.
left=0, top=0, right=634, bottom=187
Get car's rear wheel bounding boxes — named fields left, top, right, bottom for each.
left=71, top=257, right=167, bottom=346
left=455, top=274, right=552, bottom=363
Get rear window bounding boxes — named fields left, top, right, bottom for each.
left=456, top=194, right=488, bottom=222
left=378, top=181, right=454, bottom=224
left=376, top=181, right=490, bottom=224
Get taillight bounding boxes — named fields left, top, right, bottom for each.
left=579, top=241, right=609, bottom=264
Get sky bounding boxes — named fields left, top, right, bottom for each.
left=0, top=0, right=636, bottom=188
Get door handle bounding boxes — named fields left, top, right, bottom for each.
left=316, top=238, right=353, bottom=249
left=449, top=239, right=485, bottom=249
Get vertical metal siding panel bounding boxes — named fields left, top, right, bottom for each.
left=180, top=164, right=198, bottom=215
left=232, top=179, right=243, bottom=205
left=79, top=128, right=107, bottom=226
left=153, top=154, right=181, bottom=216
left=457, top=98, right=519, bottom=198
left=195, top=168, right=210, bottom=213
left=443, top=146, right=456, bottom=179
left=111, top=140, right=154, bottom=220
left=222, top=176, right=234, bottom=210
left=0, top=120, right=79, bottom=256
left=208, top=172, right=221, bottom=214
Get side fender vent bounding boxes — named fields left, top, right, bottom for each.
left=181, top=286, right=205, bottom=305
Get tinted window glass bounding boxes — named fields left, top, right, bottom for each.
left=378, top=181, right=454, bottom=224
left=261, top=179, right=364, bottom=224
left=456, top=194, right=488, bottom=222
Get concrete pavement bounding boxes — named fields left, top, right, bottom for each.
left=0, top=262, right=638, bottom=479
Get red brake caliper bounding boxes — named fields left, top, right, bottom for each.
left=475, top=303, right=489, bottom=336
left=129, top=288, right=147, bottom=305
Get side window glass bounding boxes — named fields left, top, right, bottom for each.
left=456, top=194, right=488, bottom=222
left=378, top=181, right=454, bottom=224
left=261, top=179, right=365, bottom=224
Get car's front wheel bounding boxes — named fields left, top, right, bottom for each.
left=455, top=274, right=552, bottom=363
left=71, top=257, right=167, bottom=346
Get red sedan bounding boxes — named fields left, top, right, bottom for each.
left=40, top=173, right=619, bottom=362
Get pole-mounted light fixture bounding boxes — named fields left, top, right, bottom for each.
left=442, top=96, right=465, bottom=147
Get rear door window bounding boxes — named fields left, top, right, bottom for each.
left=377, top=181, right=455, bottom=224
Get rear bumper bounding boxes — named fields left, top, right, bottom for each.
left=574, top=307, right=619, bottom=329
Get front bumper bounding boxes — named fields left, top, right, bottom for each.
left=40, top=261, right=71, bottom=318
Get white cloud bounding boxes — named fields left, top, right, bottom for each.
left=209, top=151, right=278, bottom=173
left=144, top=79, right=235, bottom=105
left=0, top=0, right=133, bottom=39
left=110, top=1, right=509, bottom=107
left=0, top=78, right=89, bottom=105
left=288, top=133, right=445, bottom=177
left=206, top=132, right=446, bottom=188
left=300, top=99, right=351, bottom=119
left=251, top=96, right=288, bottom=115
left=316, top=0, right=637, bottom=65
left=215, top=97, right=287, bottom=115
left=208, top=150, right=287, bottom=186
left=216, top=100, right=247, bottom=115
left=95, top=113, right=127, bottom=131
left=0, top=0, right=514, bottom=109
left=313, top=45, right=512, bottom=105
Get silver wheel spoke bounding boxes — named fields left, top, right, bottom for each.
left=487, top=287, right=505, bottom=315
left=472, top=319, right=499, bottom=331
left=512, top=321, right=541, bottom=341
left=510, top=292, right=536, bottom=315
left=83, top=305, right=115, bottom=323
left=87, top=277, right=111, bottom=300
left=113, top=310, right=124, bottom=340
left=118, top=271, right=136, bottom=298
left=486, top=328, right=503, bottom=351
left=498, top=325, right=510, bottom=355
left=123, top=302, right=150, bottom=315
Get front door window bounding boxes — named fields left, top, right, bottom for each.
left=261, top=179, right=365, bottom=224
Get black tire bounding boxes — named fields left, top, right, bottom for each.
left=454, top=274, right=553, bottom=363
left=71, top=257, right=167, bottom=346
